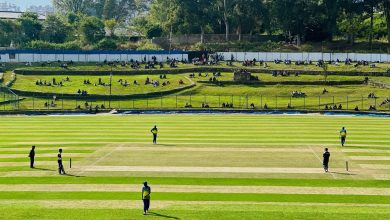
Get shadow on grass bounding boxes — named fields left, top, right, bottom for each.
left=156, top=144, right=177, bottom=147
left=63, top=173, right=85, bottom=177
left=33, top=167, right=56, bottom=172
left=33, top=168, right=84, bottom=177
left=330, top=171, right=357, bottom=176
left=147, top=212, right=180, bottom=219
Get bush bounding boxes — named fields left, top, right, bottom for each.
left=27, top=40, right=82, bottom=50
left=136, top=40, right=162, bottom=50
left=80, top=16, right=105, bottom=44
left=94, top=38, right=118, bottom=50
left=146, top=26, right=163, bottom=39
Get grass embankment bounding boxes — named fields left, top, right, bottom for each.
left=16, top=62, right=390, bottom=73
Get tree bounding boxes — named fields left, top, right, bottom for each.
left=18, top=12, right=42, bottom=42
left=382, top=0, right=390, bottom=45
left=232, top=0, right=267, bottom=41
left=53, top=0, right=92, bottom=14
left=180, top=0, right=215, bottom=43
left=363, top=0, right=381, bottom=46
left=102, top=0, right=137, bottom=21
left=104, top=19, right=117, bottom=36
left=80, top=16, right=105, bottom=43
left=220, top=0, right=233, bottom=41
left=0, top=19, right=20, bottom=47
left=322, top=0, right=341, bottom=41
left=42, top=14, right=69, bottom=43
left=148, top=0, right=180, bottom=35
left=339, top=0, right=365, bottom=45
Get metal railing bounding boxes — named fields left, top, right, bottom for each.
left=1, top=94, right=389, bottom=112
left=0, top=86, right=19, bottom=110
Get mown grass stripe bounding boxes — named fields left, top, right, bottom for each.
left=0, top=192, right=389, bottom=204
left=0, top=177, right=389, bottom=188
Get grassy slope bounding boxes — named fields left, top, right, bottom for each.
left=16, top=62, right=390, bottom=73
left=11, top=74, right=191, bottom=95
left=9, top=73, right=390, bottom=111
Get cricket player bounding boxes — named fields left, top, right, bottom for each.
left=57, top=148, right=66, bottom=175
left=340, top=127, right=347, bottom=146
left=151, top=125, right=158, bottom=144
left=323, top=148, right=330, bottom=172
left=142, top=182, right=151, bottom=215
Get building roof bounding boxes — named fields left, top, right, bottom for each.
left=0, top=11, right=46, bottom=20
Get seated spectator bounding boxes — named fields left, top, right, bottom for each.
left=338, top=104, right=342, bottom=110
left=364, top=76, right=369, bottom=84
left=179, top=79, right=184, bottom=85
left=380, top=98, right=390, bottom=106
left=184, top=103, right=192, bottom=108
left=322, top=88, right=329, bottom=94
left=145, top=77, right=150, bottom=85
left=264, top=104, right=268, bottom=109
left=250, top=103, right=255, bottom=109
left=354, top=106, right=359, bottom=111
left=368, top=93, right=377, bottom=99
left=325, top=105, right=329, bottom=110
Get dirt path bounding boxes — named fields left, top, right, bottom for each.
left=78, top=165, right=354, bottom=174
left=0, top=153, right=84, bottom=158
left=114, top=146, right=313, bottom=153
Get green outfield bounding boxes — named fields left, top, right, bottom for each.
left=0, top=114, right=390, bottom=219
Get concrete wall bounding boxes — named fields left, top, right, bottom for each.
left=0, top=50, right=188, bottom=63
left=218, top=52, right=390, bottom=62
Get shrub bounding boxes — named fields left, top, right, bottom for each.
left=94, top=38, right=118, bottom=50
left=137, top=40, right=162, bottom=50
left=27, top=40, right=81, bottom=50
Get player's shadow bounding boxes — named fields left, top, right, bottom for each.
left=147, top=212, right=180, bottom=219
left=33, top=167, right=56, bottom=171
left=63, top=173, right=85, bottom=177
left=156, top=144, right=176, bottom=147
left=330, top=171, right=357, bottom=176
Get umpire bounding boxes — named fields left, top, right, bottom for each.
left=28, top=145, right=35, bottom=168
left=323, top=148, right=330, bottom=172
